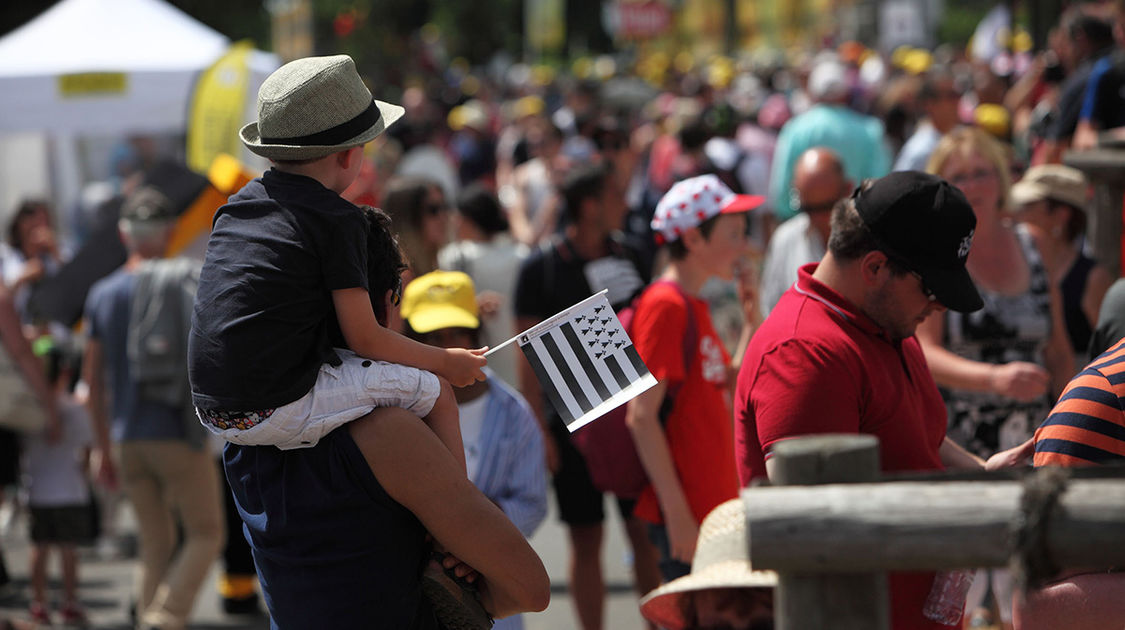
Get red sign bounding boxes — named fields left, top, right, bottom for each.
left=611, top=1, right=672, bottom=40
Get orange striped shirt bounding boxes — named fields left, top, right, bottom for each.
left=1034, top=337, right=1125, bottom=467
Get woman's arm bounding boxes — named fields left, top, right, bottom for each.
left=505, top=168, right=537, bottom=247
left=0, top=282, right=58, bottom=441
left=347, top=408, right=550, bottom=619
left=916, top=311, right=1050, bottom=401
left=626, top=381, right=698, bottom=563
left=729, top=260, right=762, bottom=385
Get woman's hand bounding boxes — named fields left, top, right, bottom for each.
left=91, top=448, right=118, bottom=490
left=985, top=438, right=1036, bottom=471
left=476, top=291, right=504, bottom=321
left=990, top=362, right=1050, bottom=401
left=735, top=259, right=762, bottom=329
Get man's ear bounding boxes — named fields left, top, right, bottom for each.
left=859, top=250, right=889, bottom=286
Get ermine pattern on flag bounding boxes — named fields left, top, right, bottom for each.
left=519, top=293, right=657, bottom=432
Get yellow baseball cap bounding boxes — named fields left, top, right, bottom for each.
left=401, top=271, right=480, bottom=334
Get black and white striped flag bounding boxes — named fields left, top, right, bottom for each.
left=509, top=290, right=657, bottom=433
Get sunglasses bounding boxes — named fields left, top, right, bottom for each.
left=910, top=270, right=937, bottom=302
left=798, top=199, right=838, bottom=215
left=947, top=169, right=995, bottom=188
left=424, top=203, right=448, bottom=217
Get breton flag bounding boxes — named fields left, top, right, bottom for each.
left=492, top=290, right=657, bottom=433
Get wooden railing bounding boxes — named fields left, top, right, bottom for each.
left=742, top=435, right=1125, bottom=630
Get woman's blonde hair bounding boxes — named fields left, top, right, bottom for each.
left=925, top=126, right=1012, bottom=212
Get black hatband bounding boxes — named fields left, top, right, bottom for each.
left=261, top=100, right=381, bottom=146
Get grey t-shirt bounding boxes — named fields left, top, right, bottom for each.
left=85, top=268, right=185, bottom=442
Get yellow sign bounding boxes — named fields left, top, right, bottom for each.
left=186, top=41, right=253, bottom=174
left=58, top=72, right=127, bottom=97
left=526, top=0, right=565, bottom=56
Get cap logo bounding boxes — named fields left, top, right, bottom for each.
left=957, top=230, right=974, bottom=259
left=426, top=284, right=457, bottom=301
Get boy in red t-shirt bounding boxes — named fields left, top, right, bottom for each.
left=626, top=174, right=764, bottom=581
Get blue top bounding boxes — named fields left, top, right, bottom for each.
left=1079, top=55, right=1113, bottom=121
left=768, top=104, right=891, bottom=220
left=84, top=268, right=186, bottom=443
left=470, top=374, right=549, bottom=538
left=225, top=427, right=439, bottom=629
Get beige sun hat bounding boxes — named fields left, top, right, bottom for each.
left=639, top=499, right=777, bottom=629
left=1010, top=164, right=1088, bottom=210
left=240, top=55, right=405, bottom=161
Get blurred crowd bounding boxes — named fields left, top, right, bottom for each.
left=3, top=0, right=1125, bottom=629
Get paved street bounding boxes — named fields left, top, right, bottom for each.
left=0, top=495, right=651, bottom=629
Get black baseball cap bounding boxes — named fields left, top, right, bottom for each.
left=854, top=171, right=984, bottom=313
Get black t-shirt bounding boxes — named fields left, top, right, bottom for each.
left=514, top=235, right=648, bottom=321
left=514, top=235, right=648, bottom=423
left=188, top=169, right=368, bottom=411
left=1047, top=52, right=1112, bottom=140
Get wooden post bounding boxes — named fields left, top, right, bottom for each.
left=1063, top=147, right=1125, bottom=277
left=746, top=434, right=889, bottom=630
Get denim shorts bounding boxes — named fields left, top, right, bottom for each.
left=199, top=349, right=441, bottom=450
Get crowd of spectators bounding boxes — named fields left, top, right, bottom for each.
left=3, top=1, right=1125, bottom=628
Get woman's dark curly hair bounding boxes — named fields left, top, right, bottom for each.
left=361, top=205, right=408, bottom=326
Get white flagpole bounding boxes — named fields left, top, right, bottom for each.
left=483, top=289, right=610, bottom=358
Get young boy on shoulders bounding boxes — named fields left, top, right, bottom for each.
left=626, top=174, right=764, bottom=582
left=188, top=54, right=484, bottom=468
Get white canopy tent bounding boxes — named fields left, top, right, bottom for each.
left=0, top=0, right=278, bottom=226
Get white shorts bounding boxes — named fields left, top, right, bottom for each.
left=198, top=349, right=442, bottom=450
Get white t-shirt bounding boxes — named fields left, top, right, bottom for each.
left=22, top=396, right=92, bottom=507
left=457, top=392, right=491, bottom=483
left=759, top=213, right=827, bottom=317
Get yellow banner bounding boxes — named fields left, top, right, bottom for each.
left=526, top=0, right=565, bottom=55
left=186, top=41, right=253, bottom=174
left=58, top=72, right=127, bottom=97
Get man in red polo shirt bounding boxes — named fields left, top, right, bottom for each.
left=735, top=171, right=1009, bottom=629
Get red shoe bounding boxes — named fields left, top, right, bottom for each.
left=28, top=601, right=52, bottom=625
left=60, top=602, right=89, bottom=627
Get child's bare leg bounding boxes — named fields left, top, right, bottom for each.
left=421, top=378, right=467, bottom=473
left=59, top=544, right=78, bottom=606
left=28, top=545, right=47, bottom=606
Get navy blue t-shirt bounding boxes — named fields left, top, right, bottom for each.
left=225, top=428, right=439, bottom=629
left=188, top=169, right=368, bottom=411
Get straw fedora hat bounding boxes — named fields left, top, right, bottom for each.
left=1010, top=164, right=1089, bottom=210
left=639, top=499, right=777, bottom=629
left=240, top=55, right=404, bottom=161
